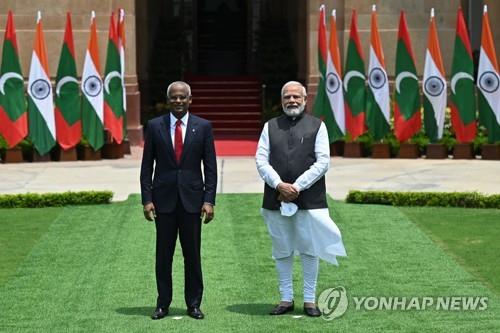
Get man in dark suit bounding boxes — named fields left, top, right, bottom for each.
left=140, top=81, right=217, bottom=320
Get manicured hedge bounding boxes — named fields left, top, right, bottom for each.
left=0, top=191, right=113, bottom=208
left=345, top=190, right=500, bottom=209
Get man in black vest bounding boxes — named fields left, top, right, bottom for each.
left=140, top=81, right=217, bottom=320
left=256, top=81, right=346, bottom=317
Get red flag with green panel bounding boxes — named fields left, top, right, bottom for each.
left=55, top=12, right=81, bottom=150
left=394, top=11, right=421, bottom=143
left=104, top=12, right=123, bottom=143
left=450, top=7, right=476, bottom=143
left=344, top=10, right=366, bottom=140
left=0, top=11, right=27, bottom=148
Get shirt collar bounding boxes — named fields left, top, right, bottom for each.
left=170, top=112, right=189, bottom=127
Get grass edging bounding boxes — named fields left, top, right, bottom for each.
left=346, top=190, right=500, bottom=208
left=0, top=191, right=114, bottom=208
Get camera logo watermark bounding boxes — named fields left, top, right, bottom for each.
left=317, top=286, right=349, bottom=320
left=318, top=286, right=488, bottom=321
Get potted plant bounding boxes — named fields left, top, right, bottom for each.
left=344, top=133, right=366, bottom=158
left=0, top=135, right=25, bottom=163
left=77, top=137, right=101, bottom=160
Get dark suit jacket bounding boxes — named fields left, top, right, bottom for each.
left=140, top=113, right=217, bottom=214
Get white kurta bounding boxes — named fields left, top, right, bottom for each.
left=256, top=120, right=347, bottom=265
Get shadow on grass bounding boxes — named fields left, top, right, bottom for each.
left=226, top=303, right=275, bottom=316
left=115, top=306, right=187, bottom=317
left=116, top=306, right=154, bottom=317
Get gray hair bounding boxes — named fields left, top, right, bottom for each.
left=281, top=81, right=307, bottom=97
left=166, top=81, right=192, bottom=97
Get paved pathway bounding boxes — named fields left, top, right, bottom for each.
left=1, top=147, right=498, bottom=201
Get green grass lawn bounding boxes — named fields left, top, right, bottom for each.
left=400, top=206, right=500, bottom=295
left=0, top=194, right=499, bottom=332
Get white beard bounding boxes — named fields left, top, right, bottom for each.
left=283, top=104, right=305, bottom=117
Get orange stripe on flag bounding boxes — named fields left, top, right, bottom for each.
left=481, top=11, right=499, bottom=71
left=370, top=8, right=385, bottom=67
left=329, top=10, right=342, bottom=75
left=34, top=15, right=50, bottom=77
left=318, top=5, right=327, bottom=64
left=427, top=14, right=445, bottom=76
left=88, top=15, right=101, bottom=73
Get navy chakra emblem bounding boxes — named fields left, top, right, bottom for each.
left=326, top=72, right=341, bottom=94
left=424, top=76, right=445, bottom=97
left=30, top=79, right=51, bottom=100
left=369, top=67, right=386, bottom=89
left=479, top=71, right=499, bottom=93
left=83, top=75, right=103, bottom=97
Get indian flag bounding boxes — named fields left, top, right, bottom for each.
left=82, top=11, right=104, bottom=150
left=104, top=12, right=124, bottom=143
left=312, top=5, right=344, bottom=143
left=394, top=11, right=421, bottom=143
left=55, top=12, right=81, bottom=150
left=27, top=11, right=55, bottom=156
left=450, top=7, right=476, bottom=143
left=344, top=10, right=366, bottom=140
left=325, top=9, right=345, bottom=138
left=477, top=5, right=500, bottom=143
left=423, top=8, right=447, bottom=142
left=366, top=5, right=390, bottom=141
left=118, top=8, right=127, bottom=136
left=0, top=11, right=27, bottom=148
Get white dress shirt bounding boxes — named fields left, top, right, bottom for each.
left=255, top=120, right=331, bottom=192
left=170, top=112, right=189, bottom=148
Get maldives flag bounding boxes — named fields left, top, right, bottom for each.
left=394, top=11, right=421, bottom=143
left=55, top=12, right=81, bottom=150
left=118, top=8, right=127, bottom=136
left=366, top=5, right=390, bottom=141
left=82, top=11, right=104, bottom=150
left=0, top=11, right=27, bottom=148
left=104, top=12, right=124, bottom=143
left=477, top=5, right=500, bottom=143
left=312, top=5, right=343, bottom=143
left=450, top=7, right=476, bottom=143
left=423, top=8, right=447, bottom=142
left=343, top=10, right=366, bottom=140
left=27, top=11, right=55, bottom=155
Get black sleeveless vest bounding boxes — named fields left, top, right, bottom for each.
left=262, top=113, right=328, bottom=210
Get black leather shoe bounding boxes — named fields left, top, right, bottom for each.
left=151, top=307, right=168, bottom=320
left=269, top=301, right=294, bottom=315
left=187, top=307, right=204, bottom=320
left=304, top=306, right=321, bottom=317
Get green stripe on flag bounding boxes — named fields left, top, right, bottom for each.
left=28, top=97, right=55, bottom=155
left=423, top=96, right=439, bottom=142
left=366, top=89, right=390, bottom=141
left=478, top=92, right=500, bottom=143
left=313, top=79, right=343, bottom=143
left=82, top=97, right=104, bottom=150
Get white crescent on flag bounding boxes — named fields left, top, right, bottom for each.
left=343, top=70, right=365, bottom=91
left=450, top=72, right=473, bottom=95
left=0, top=72, right=24, bottom=95
left=56, top=76, right=79, bottom=96
left=395, top=71, right=418, bottom=94
left=104, top=71, right=121, bottom=94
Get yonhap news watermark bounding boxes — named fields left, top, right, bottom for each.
left=317, top=286, right=489, bottom=321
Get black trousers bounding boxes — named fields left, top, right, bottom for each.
left=155, top=199, right=203, bottom=309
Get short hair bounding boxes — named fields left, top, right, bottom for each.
left=166, top=81, right=192, bottom=97
left=281, top=81, right=307, bottom=98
